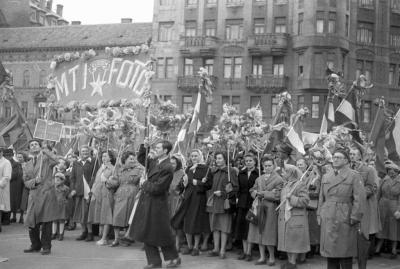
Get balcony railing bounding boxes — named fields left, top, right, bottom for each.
left=180, top=36, right=218, bottom=47
left=178, top=75, right=218, bottom=91
left=226, top=0, right=244, bottom=7
left=247, top=34, right=288, bottom=55
left=246, top=75, right=288, bottom=92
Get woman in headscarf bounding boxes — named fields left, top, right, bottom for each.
left=234, top=153, right=259, bottom=261
left=375, top=160, right=400, bottom=258
left=169, top=154, right=185, bottom=252
left=179, top=149, right=212, bottom=255
left=247, top=156, right=283, bottom=266
left=277, top=164, right=310, bottom=269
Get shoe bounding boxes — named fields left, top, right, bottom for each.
left=286, top=262, right=297, bottom=269
left=10, top=218, right=16, bottom=223
left=143, top=264, right=162, bottom=269
left=76, top=232, right=87, bottom=241
left=85, top=233, right=94, bottom=242
left=2, top=220, right=10, bottom=225
left=166, top=257, right=181, bottom=268
left=280, top=262, right=288, bottom=269
left=191, top=248, right=199, bottom=256
left=41, top=249, right=51, bottom=255
left=58, top=234, right=64, bottom=241
left=238, top=253, right=246, bottom=260
left=267, top=261, right=276, bottom=266
left=96, top=239, right=108, bottom=246
left=110, top=240, right=119, bottom=247
left=207, top=250, right=219, bottom=257
left=67, top=223, right=76, bottom=231
left=181, top=247, right=192, bottom=255
left=23, top=247, right=41, bottom=253
left=255, top=260, right=266, bottom=265
left=51, top=233, right=58, bottom=240
left=19, top=218, right=24, bottom=224
left=219, top=253, right=226, bottom=259
left=200, top=245, right=209, bottom=252
left=390, top=253, right=397, bottom=259
left=0, top=226, right=2, bottom=233
left=245, top=254, right=253, bottom=262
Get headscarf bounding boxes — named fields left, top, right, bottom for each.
left=190, top=149, right=205, bottom=165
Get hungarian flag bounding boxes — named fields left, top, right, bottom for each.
left=369, top=104, right=387, bottom=173
left=286, top=112, right=306, bottom=155
left=0, top=60, right=7, bottom=85
left=320, top=97, right=335, bottom=135
left=187, top=91, right=207, bottom=135
left=335, top=89, right=362, bottom=143
left=386, top=110, right=400, bottom=162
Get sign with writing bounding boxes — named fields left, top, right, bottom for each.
left=33, top=119, right=64, bottom=142
left=51, top=54, right=150, bottom=105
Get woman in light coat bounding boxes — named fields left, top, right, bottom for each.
left=0, top=148, right=12, bottom=232
left=247, top=156, right=283, bottom=266
left=278, top=164, right=310, bottom=269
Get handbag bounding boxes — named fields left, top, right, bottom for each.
left=206, top=194, right=214, bottom=207
left=224, top=198, right=230, bottom=210
left=245, top=210, right=258, bottom=225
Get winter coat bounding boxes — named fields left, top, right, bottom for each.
left=237, top=168, right=259, bottom=209
left=9, top=158, right=23, bottom=212
left=0, top=157, right=12, bottom=212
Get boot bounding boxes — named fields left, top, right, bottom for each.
left=51, top=233, right=58, bottom=240
left=76, top=231, right=88, bottom=241
left=58, top=232, right=64, bottom=241
left=85, top=233, right=94, bottom=242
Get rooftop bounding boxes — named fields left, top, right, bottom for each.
left=0, top=22, right=153, bottom=51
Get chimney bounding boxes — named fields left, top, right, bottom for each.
left=121, top=18, right=132, bottom=23
left=56, top=4, right=63, bottom=16
left=46, top=0, right=53, bottom=11
left=71, top=21, right=81, bottom=25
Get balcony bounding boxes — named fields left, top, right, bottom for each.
left=245, top=75, right=288, bottom=93
left=177, top=75, right=218, bottom=92
left=247, top=34, right=288, bottom=55
left=226, top=0, right=244, bottom=7
left=179, top=36, right=218, bottom=57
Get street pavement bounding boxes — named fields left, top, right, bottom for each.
left=1, top=224, right=400, bottom=269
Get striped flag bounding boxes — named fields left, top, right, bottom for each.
left=335, top=89, right=362, bottom=143
left=320, top=97, right=335, bottom=134
left=0, top=60, right=7, bottom=85
left=286, top=112, right=305, bottom=155
left=368, top=104, right=386, bottom=173
left=188, top=91, right=207, bottom=135
left=386, top=110, right=400, bottom=162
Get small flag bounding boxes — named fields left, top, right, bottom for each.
left=386, top=110, right=400, bottom=162
left=320, top=98, right=335, bottom=134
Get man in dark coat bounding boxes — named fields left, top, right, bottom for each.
left=23, top=140, right=58, bottom=255
left=132, top=140, right=181, bottom=269
left=70, top=145, right=99, bottom=241
left=4, top=149, right=23, bottom=223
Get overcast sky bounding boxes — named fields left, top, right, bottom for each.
left=53, top=0, right=154, bottom=24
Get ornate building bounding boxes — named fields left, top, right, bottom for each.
left=151, top=0, right=400, bottom=132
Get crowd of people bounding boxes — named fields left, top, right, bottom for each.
left=0, top=137, right=400, bottom=269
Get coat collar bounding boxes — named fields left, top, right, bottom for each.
left=326, top=166, right=351, bottom=192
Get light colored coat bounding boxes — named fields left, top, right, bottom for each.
left=278, top=179, right=310, bottom=253
left=318, top=166, right=366, bottom=258
left=0, top=157, right=12, bottom=212
left=247, top=172, right=283, bottom=246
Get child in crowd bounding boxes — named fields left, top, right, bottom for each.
left=52, top=172, right=70, bottom=241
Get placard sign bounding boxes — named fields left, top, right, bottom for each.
left=51, top=53, right=150, bottom=105
left=33, top=119, right=64, bottom=142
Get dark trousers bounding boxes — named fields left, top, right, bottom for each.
left=29, top=222, right=52, bottom=250
left=327, top=257, right=353, bottom=269
left=144, top=243, right=178, bottom=266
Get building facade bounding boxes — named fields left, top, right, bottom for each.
left=151, top=0, right=400, bottom=133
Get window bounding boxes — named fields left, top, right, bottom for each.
left=156, top=58, right=165, bottom=78
left=389, top=64, right=395, bottom=85
left=271, top=97, right=279, bottom=117
left=298, top=54, right=304, bottom=77
left=205, top=20, right=216, bottom=36
left=254, top=19, right=265, bottom=35
left=4, top=104, right=11, bottom=118
left=184, top=58, right=194, bottom=76
left=317, top=0, right=324, bottom=7
left=327, top=52, right=335, bottom=70
left=359, top=0, right=373, bottom=9
left=206, top=0, right=217, bottom=5
left=30, top=11, right=36, bottom=22
left=226, top=20, right=243, bottom=40
left=222, top=96, right=230, bottom=108
left=390, top=26, right=400, bottom=47
left=21, top=101, right=28, bottom=118
left=298, top=0, right=304, bottom=9
left=158, top=22, right=174, bottom=41
left=314, top=53, right=325, bottom=78
left=298, top=95, right=305, bottom=109
left=357, top=22, right=373, bottom=44
left=204, top=59, right=214, bottom=75
left=298, top=13, right=304, bottom=35
left=166, top=58, right=174, bottom=78
left=39, top=70, right=47, bottom=87
left=356, top=60, right=373, bottom=81
left=345, top=15, right=349, bottom=37
left=182, top=96, right=193, bottom=113
left=224, top=57, right=242, bottom=78
left=392, top=0, right=400, bottom=12
left=273, top=57, right=284, bottom=76
left=274, top=17, right=286, bottom=33
left=312, top=96, right=320, bottom=118
left=23, top=70, right=30, bottom=87
left=185, top=21, right=197, bottom=37
left=227, top=0, right=244, bottom=5
left=362, top=101, right=371, bottom=123
left=232, top=96, right=240, bottom=111
left=250, top=96, right=261, bottom=108
left=206, top=96, right=213, bottom=116
left=316, top=11, right=325, bottom=33
left=160, top=0, right=173, bottom=6
left=329, top=0, right=336, bottom=7
left=252, top=57, right=263, bottom=77
left=186, top=0, right=198, bottom=6
left=328, top=12, right=336, bottom=33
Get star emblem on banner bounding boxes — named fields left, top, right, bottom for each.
left=90, top=77, right=106, bottom=97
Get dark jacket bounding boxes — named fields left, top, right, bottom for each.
left=131, top=144, right=175, bottom=246
left=237, top=168, right=259, bottom=209
left=70, top=157, right=99, bottom=197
